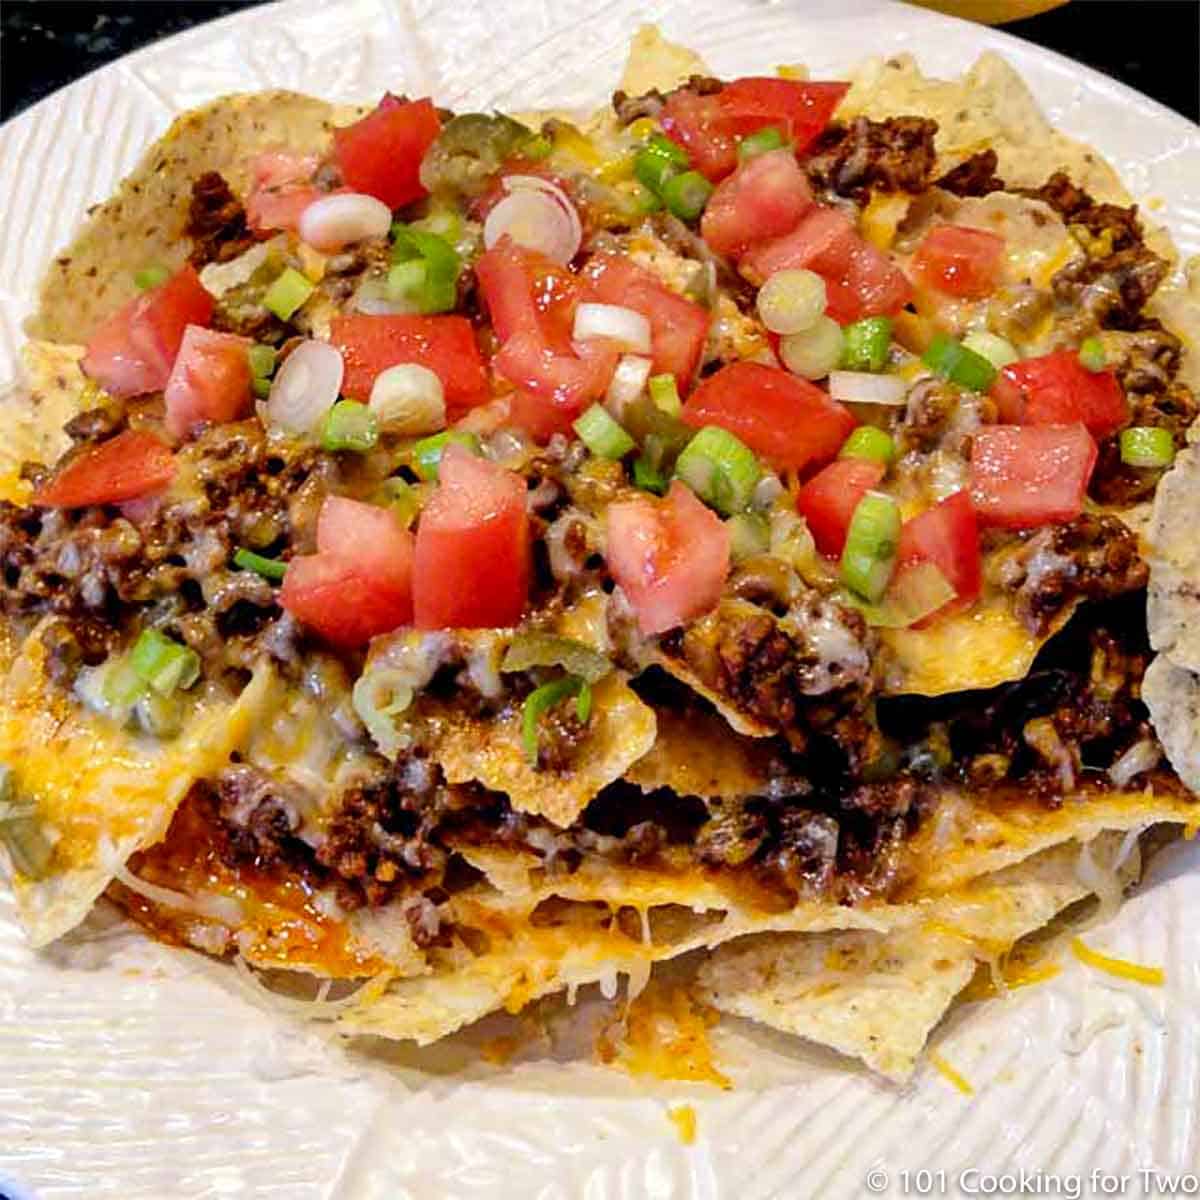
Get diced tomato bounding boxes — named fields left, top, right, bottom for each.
left=34, top=430, right=176, bottom=508
left=740, top=207, right=911, bottom=323
left=661, top=90, right=738, bottom=182
left=992, top=350, right=1128, bottom=441
left=579, top=253, right=711, bottom=391
left=330, top=314, right=489, bottom=416
left=969, top=423, right=1097, bottom=530
left=896, top=491, right=981, bottom=624
left=245, top=149, right=321, bottom=233
left=475, top=239, right=616, bottom=434
left=333, top=95, right=441, bottom=210
left=281, top=496, right=414, bottom=648
left=716, top=78, right=849, bottom=152
left=682, top=361, right=856, bottom=474
left=700, top=149, right=815, bottom=259
left=413, top=447, right=530, bottom=630
left=661, top=78, right=848, bottom=183
left=163, top=326, right=252, bottom=438
left=605, top=481, right=730, bottom=635
left=82, top=266, right=214, bottom=397
left=911, top=225, right=1005, bottom=299
left=796, top=458, right=886, bottom=558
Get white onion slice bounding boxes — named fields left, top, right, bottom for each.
left=266, top=340, right=344, bottom=434
left=573, top=303, right=652, bottom=354
left=298, top=192, right=392, bottom=252
left=827, top=370, right=907, bottom=406
left=605, top=354, right=653, bottom=415
left=368, top=363, right=446, bottom=435
left=483, top=175, right=582, bottom=265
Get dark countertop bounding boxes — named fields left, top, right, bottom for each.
left=1, top=1, right=1197, bottom=123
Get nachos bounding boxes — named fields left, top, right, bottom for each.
left=2, top=28, right=1197, bottom=1080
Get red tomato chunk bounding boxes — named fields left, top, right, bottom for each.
left=969, top=423, right=1097, bottom=530
left=911, top=225, right=1005, bottom=299
left=896, top=491, right=982, bottom=624
left=700, top=149, right=815, bottom=259
left=992, top=350, right=1128, bottom=441
left=579, top=252, right=711, bottom=391
left=82, top=266, right=214, bottom=397
left=683, top=361, right=856, bottom=474
left=605, top=481, right=731, bottom=635
left=164, top=326, right=252, bottom=438
left=413, top=447, right=531, bottom=630
left=281, top=497, right=414, bottom=648
left=796, top=458, right=886, bottom=559
left=34, top=430, right=176, bottom=508
left=330, top=314, right=489, bottom=417
left=333, top=95, right=441, bottom=210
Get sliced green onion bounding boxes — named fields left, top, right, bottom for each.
left=263, top=267, right=315, bottom=321
left=353, top=669, right=416, bottom=759
left=320, top=400, right=378, bottom=453
left=411, top=208, right=465, bottom=243
left=839, top=425, right=896, bottom=465
left=632, top=455, right=668, bottom=494
left=412, top=430, right=481, bottom=481
left=662, top=171, right=713, bottom=222
left=523, top=133, right=553, bottom=160
left=849, top=560, right=956, bottom=627
left=253, top=377, right=272, bottom=399
left=962, top=331, right=1018, bottom=370
left=1079, top=336, right=1107, bottom=372
left=840, top=317, right=893, bottom=373
left=247, top=343, right=277, bottom=379
left=675, top=425, right=762, bottom=516
left=646, top=132, right=689, bottom=167
left=727, top=512, right=770, bottom=561
left=522, top=675, right=587, bottom=763
left=921, top=333, right=997, bottom=392
left=648, top=374, right=681, bottom=417
left=738, top=126, right=788, bottom=161
left=133, top=264, right=169, bottom=291
left=233, top=548, right=287, bottom=581
left=102, top=658, right=145, bottom=708
left=129, top=629, right=201, bottom=696
left=840, top=491, right=900, bottom=602
left=573, top=404, right=635, bottom=459
left=1119, top=426, right=1175, bottom=468
left=780, top=316, right=844, bottom=380
left=376, top=477, right=422, bottom=527
left=757, top=269, right=827, bottom=335
left=633, top=133, right=690, bottom=194
left=501, top=634, right=611, bottom=682
left=388, top=224, right=460, bottom=314
left=135, top=691, right=184, bottom=738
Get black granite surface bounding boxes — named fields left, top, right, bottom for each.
left=1, top=1, right=1197, bottom=123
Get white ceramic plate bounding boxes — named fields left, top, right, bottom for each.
left=1, top=2, right=1199, bottom=1196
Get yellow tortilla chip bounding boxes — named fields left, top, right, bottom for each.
left=697, top=834, right=1122, bottom=1079
left=421, top=673, right=657, bottom=827
left=27, top=91, right=362, bottom=343
left=1143, top=656, right=1200, bottom=795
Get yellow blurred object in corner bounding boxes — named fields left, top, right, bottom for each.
left=907, top=0, right=1068, bottom=24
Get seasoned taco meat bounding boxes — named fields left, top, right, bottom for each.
left=804, top=115, right=938, bottom=201
left=186, top=171, right=254, bottom=267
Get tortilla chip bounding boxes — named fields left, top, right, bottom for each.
left=697, top=834, right=1120, bottom=1080
left=1, top=624, right=277, bottom=945
left=421, top=673, right=657, bottom=827
left=1143, top=655, right=1200, bottom=794
left=618, top=25, right=709, bottom=97
left=27, top=91, right=362, bottom=343
left=879, top=592, right=1074, bottom=697
left=624, top=706, right=776, bottom=797
left=1147, top=446, right=1200, bottom=672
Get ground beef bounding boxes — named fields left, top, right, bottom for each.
left=991, top=513, right=1148, bottom=634
left=1021, top=172, right=1142, bottom=252
left=935, top=149, right=1004, bottom=197
left=186, top=171, right=254, bottom=268
left=214, top=764, right=306, bottom=868
left=39, top=613, right=116, bottom=683
left=0, top=418, right=337, bottom=680
left=1051, top=246, right=1169, bottom=330
left=804, top=115, right=938, bottom=202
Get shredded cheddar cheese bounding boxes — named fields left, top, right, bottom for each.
left=927, top=1050, right=975, bottom=1095
left=1071, top=938, right=1165, bottom=987
left=668, top=1104, right=697, bottom=1145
